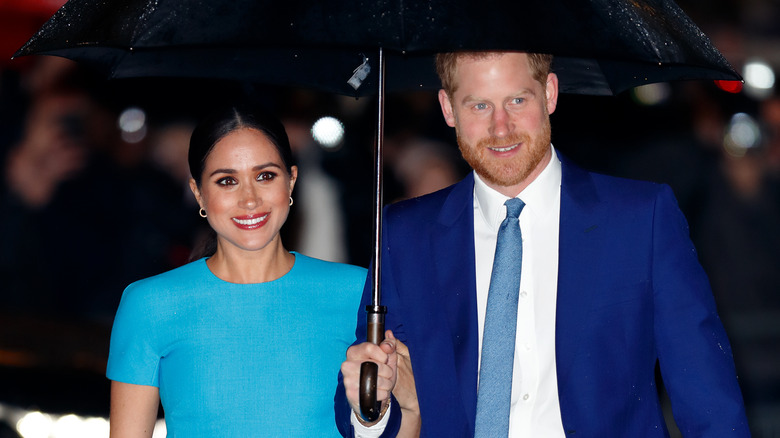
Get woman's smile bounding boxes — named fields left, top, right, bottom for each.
left=232, top=213, right=269, bottom=229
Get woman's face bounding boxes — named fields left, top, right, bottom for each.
left=190, top=127, right=297, bottom=255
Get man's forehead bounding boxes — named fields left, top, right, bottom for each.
left=453, top=52, right=530, bottom=80
left=453, top=56, right=535, bottom=94
left=455, top=51, right=519, bottom=68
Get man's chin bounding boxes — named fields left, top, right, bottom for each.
left=477, top=166, right=530, bottom=188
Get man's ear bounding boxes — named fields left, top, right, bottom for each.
left=438, top=89, right=457, bottom=128
left=545, top=73, right=559, bottom=115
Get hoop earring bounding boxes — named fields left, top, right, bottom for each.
left=289, top=197, right=294, bottom=206
left=199, top=208, right=207, bottom=218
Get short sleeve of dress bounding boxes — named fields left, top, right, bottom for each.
left=106, top=280, right=162, bottom=387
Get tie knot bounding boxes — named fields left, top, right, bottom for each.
left=504, top=198, right=525, bottom=219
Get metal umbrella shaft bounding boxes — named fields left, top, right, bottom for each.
left=359, top=47, right=388, bottom=423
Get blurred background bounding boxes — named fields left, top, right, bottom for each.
left=0, top=0, right=779, bottom=437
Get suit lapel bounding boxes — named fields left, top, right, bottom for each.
left=431, top=174, right=480, bottom=431
left=555, top=155, right=605, bottom=390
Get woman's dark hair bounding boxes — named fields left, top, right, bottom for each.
left=188, top=104, right=295, bottom=188
left=188, top=104, right=295, bottom=260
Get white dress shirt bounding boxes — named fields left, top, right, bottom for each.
left=354, top=145, right=565, bottom=437
left=473, top=145, right=565, bottom=437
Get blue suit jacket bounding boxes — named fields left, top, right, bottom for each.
left=336, top=154, right=750, bottom=437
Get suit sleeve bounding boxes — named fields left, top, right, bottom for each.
left=651, top=185, right=751, bottom=436
left=335, top=206, right=404, bottom=437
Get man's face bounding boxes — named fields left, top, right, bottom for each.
left=438, top=52, right=558, bottom=196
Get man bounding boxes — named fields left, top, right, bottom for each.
left=336, top=51, right=750, bottom=437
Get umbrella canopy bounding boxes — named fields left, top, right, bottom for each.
left=14, top=0, right=740, bottom=96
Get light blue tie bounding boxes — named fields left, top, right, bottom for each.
left=474, top=198, right=525, bottom=437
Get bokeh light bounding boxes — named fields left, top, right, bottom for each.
left=2, top=403, right=115, bottom=438
left=118, top=106, right=148, bottom=143
left=631, top=82, right=672, bottom=106
left=715, top=80, right=744, bottom=94
left=742, top=59, right=775, bottom=99
left=311, top=116, right=344, bottom=149
left=17, top=411, right=53, bottom=438
left=724, top=112, right=761, bottom=157
left=52, top=414, right=83, bottom=438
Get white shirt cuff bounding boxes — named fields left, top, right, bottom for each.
left=350, top=401, right=391, bottom=438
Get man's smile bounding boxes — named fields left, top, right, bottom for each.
left=487, top=143, right=520, bottom=153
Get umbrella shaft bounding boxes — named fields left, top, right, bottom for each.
left=371, top=47, right=386, bottom=307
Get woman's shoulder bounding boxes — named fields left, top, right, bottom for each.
left=290, top=253, right=366, bottom=304
left=124, top=258, right=209, bottom=295
left=292, top=252, right=367, bottom=279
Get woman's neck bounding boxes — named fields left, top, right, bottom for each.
left=206, top=240, right=295, bottom=284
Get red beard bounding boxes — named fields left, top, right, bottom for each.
left=457, top=117, right=551, bottom=188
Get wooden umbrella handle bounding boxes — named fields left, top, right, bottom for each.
left=359, top=305, right=386, bottom=422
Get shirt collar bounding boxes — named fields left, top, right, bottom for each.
left=474, top=144, right=562, bottom=230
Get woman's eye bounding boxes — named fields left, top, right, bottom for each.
left=257, top=171, right=277, bottom=181
left=216, top=177, right=236, bottom=186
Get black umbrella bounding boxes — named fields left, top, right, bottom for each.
left=14, top=0, right=740, bottom=422
left=14, top=0, right=740, bottom=95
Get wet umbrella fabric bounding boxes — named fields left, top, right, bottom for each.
left=15, top=0, right=740, bottom=96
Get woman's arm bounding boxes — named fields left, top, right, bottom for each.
left=109, top=381, right=160, bottom=438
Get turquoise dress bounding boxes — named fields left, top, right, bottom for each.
left=107, top=252, right=366, bottom=437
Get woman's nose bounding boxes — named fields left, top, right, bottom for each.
left=238, top=184, right=260, bottom=209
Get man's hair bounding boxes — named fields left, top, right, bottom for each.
left=434, top=51, right=553, bottom=96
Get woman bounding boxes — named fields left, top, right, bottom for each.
left=106, top=105, right=367, bottom=437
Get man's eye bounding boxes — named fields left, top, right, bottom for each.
left=474, top=103, right=488, bottom=110
left=511, top=97, right=525, bottom=104
left=258, top=171, right=277, bottom=181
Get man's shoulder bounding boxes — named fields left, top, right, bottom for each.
left=562, top=156, right=668, bottom=202
left=591, top=170, right=663, bottom=192
left=385, top=174, right=472, bottom=219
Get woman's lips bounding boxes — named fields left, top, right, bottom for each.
left=232, top=213, right=269, bottom=229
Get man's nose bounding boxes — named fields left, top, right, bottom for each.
left=490, top=107, right=513, bottom=137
